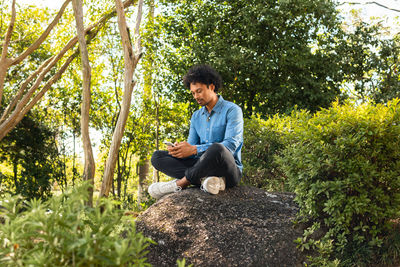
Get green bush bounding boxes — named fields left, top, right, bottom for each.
left=0, top=113, right=65, bottom=200
left=242, top=111, right=310, bottom=191
left=277, top=99, right=400, bottom=264
left=0, top=184, right=153, bottom=266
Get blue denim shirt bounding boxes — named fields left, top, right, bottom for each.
left=187, top=95, right=243, bottom=172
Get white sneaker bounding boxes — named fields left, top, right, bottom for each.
left=148, top=180, right=182, bottom=199
left=201, top=176, right=226, bottom=195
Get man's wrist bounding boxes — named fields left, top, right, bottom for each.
left=192, top=145, right=197, bottom=156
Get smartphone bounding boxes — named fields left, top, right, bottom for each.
left=163, top=141, right=175, bottom=147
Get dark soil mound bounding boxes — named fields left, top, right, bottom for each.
left=136, top=186, right=305, bottom=266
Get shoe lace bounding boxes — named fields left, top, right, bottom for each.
left=175, top=186, right=182, bottom=192
left=200, top=184, right=207, bottom=193
left=169, top=180, right=182, bottom=192
left=200, top=177, right=208, bottom=193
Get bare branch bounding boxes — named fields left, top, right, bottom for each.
left=0, top=0, right=69, bottom=108
left=11, top=36, right=78, bottom=117
left=0, top=55, right=54, bottom=123
left=0, top=51, right=78, bottom=141
left=12, top=0, right=72, bottom=66
left=339, top=1, right=400, bottom=13
left=134, top=0, right=143, bottom=59
left=1, top=0, right=15, bottom=61
left=22, top=53, right=77, bottom=124
left=0, top=43, right=77, bottom=139
left=0, top=0, right=16, bottom=105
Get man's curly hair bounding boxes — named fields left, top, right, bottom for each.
left=183, top=64, right=223, bottom=93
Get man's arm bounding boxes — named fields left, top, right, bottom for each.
left=168, top=116, right=199, bottom=158
left=221, top=105, right=243, bottom=153
left=187, top=116, right=200, bottom=146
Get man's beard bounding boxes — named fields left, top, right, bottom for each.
left=197, top=99, right=207, bottom=106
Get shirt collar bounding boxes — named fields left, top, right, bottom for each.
left=201, top=95, right=224, bottom=115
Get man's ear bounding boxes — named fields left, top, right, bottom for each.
left=208, top=83, right=215, bottom=92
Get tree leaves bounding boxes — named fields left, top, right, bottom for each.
left=156, top=0, right=347, bottom=117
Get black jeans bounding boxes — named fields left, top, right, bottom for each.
left=151, top=143, right=241, bottom=188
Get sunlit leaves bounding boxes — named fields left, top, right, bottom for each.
left=277, top=99, right=400, bottom=263
left=156, top=0, right=347, bottom=117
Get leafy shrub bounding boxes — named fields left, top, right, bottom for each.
left=0, top=184, right=153, bottom=266
left=0, top=113, right=64, bottom=200
left=242, top=110, right=310, bottom=191
left=277, top=99, right=400, bottom=264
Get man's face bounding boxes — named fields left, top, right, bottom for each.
left=190, top=82, right=215, bottom=106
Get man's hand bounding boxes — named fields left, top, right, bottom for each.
left=168, top=141, right=197, bottom=158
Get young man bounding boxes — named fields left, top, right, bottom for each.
left=148, top=64, right=243, bottom=199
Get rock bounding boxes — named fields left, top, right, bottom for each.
left=136, top=186, right=305, bottom=266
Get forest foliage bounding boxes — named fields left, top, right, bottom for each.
left=0, top=183, right=153, bottom=266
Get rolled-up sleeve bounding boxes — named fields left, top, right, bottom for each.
left=195, top=143, right=210, bottom=154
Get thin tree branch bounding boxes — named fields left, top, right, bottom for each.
left=0, top=55, right=54, bottom=123
left=21, top=52, right=78, bottom=120
left=338, top=1, right=400, bottom=13
left=0, top=38, right=79, bottom=140
left=11, top=0, right=72, bottom=66
left=0, top=0, right=134, bottom=108
left=0, top=51, right=78, bottom=140
left=11, top=36, right=78, bottom=117
left=1, top=6, right=112, bottom=140
left=1, top=0, right=15, bottom=62
left=0, top=0, right=16, bottom=105
left=134, top=0, right=143, bottom=60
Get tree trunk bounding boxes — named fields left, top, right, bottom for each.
left=137, top=158, right=149, bottom=207
left=116, top=152, right=123, bottom=198
left=99, top=0, right=144, bottom=199
left=0, top=0, right=17, bottom=105
left=153, top=94, right=160, bottom=183
left=144, top=0, right=159, bottom=184
left=13, top=157, right=18, bottom=192
left=123, top=150, right=134, bottom=202
left=72, top=0, right=95, bottom=207
left=72, top=131, right=76, bottom=187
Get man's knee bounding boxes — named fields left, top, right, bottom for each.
left=200, top=143, right=230, bottom=162
left=208, top=143, right=226, bottom=154
left=208, top=143, right=232, bottom=159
